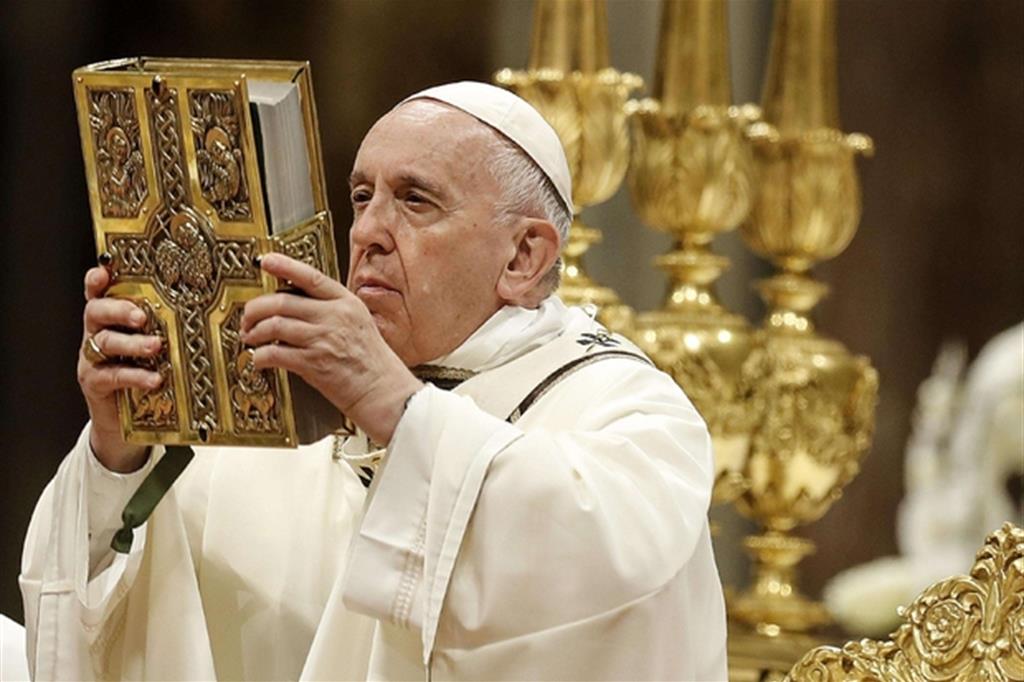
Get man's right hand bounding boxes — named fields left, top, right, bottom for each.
left=78, top=266, right=163, bottom=473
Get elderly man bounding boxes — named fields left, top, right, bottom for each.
left=21, top=82, right=727, bottom=681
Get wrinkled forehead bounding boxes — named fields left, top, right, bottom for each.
left=387, top=98, right=489, bottom=130
left=358, top=100, right=499, bottom=168
left=350, top=101, right=505, bottom=201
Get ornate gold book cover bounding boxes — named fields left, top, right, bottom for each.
left=73, top=57, right=343, bottom=448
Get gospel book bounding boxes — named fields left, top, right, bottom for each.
left=73, top=57, right=346, bottom=447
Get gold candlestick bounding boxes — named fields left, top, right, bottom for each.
left=729, top=0, right=878, bottom=635
left=495, top=0, right=641, bottom=334
left=627, top=0, right=761, bottom=504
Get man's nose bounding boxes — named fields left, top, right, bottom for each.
left=350, top=193, right=397, bottom=254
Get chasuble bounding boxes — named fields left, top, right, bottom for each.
left=21, top=297, right=728, bottom=681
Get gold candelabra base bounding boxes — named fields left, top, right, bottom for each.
left=558, top=219, right=634, bottom=334
left=729, top=532, right=832, bottom=635
left=633, top=244, right=757, bottom=505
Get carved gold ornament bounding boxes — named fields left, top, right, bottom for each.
left=221, top=306, right=280, bottom=434
left=495, top=0, right=641, bottom=335
left=721, top=0, right=877, bottom=635
left=124, top=300, right=177, bottom=430
left=88, top=88, right=148, bottom=219
left=786, top=523, right=1024, bottom=682
left=73, top=58, right=340, bottom=447
left=626, top=0, right=762, bottom=506
left=190, top=90, right=252, bottom=221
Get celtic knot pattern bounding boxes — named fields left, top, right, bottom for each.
left=279, top=232, right=325, bottom=271
left=144, top=85, right=221, bottom=435
left=216, top=240, right=260, bottom=280
left=108, top=236, right=153, bottom=276
left=99, top=80, right=270, bottom=442
left=77, top=64, right=341, bottom=447
left=181, top=304, right=217, bottom=434
left=147, top=86, right=188, bottom=211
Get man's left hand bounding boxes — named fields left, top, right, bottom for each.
left=241, top=253, right=423, bottom=445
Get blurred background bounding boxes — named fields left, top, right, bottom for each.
left=0, top=0, right=1021, bottom=626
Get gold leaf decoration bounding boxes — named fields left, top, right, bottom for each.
left=785, top=523, right=1024, bottom=682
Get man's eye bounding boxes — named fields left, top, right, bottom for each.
left=404, top=192, right=427, bottom=205
left=350, top=189, right=371, bottom=205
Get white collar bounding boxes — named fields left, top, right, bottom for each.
left=429, top=296, right=574, bottom=373
left=340, top=297, right=592, bottom=454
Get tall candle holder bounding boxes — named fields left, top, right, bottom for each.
left=627, top=0, right=762, bottom=504
left=495, top=0, right=641, bottom=334
left=729, top=0, right=878, bottom=635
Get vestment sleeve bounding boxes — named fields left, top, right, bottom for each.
left=341, top=359, right=714, bottom=666
left=83, top=439, right=153, bottom=574
left=18, top=423, right=217, bottom=679
left=19, top=425, right=153, bottom=677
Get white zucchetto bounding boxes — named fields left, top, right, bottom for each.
left=400, top=81, right=574, bottom=215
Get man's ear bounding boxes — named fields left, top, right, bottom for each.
left=496, top=217, right=560, bottom=307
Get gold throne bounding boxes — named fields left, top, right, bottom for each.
left=786, top=523, right=1024, bottom=682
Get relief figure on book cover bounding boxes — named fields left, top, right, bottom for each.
left=222, top=305, right=281, bottom=434
left=101, top=83, right=274, bottom=439
left=88, top=88, right=148, bottom=218
left=75, top=60, right=339, bottom=446
left=127, top=300, right=177, bottom=430
left=189, top=90, right=251, bottom=221
left=154, top=211, right=217, bottom=305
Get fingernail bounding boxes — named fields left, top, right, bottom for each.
left=149, top=338, right=162, bottom=352
left=148, top=375, right=162, bottom=389
left=131, top=310, right=146, bottom=325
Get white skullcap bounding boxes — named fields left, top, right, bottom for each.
left=400, top=81, right=574, bottom=215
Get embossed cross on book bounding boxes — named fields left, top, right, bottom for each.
left=74, top=58, right=346, bottom=447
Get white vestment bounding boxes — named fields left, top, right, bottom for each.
left=2, top=614, right=30, bottom=681
left=20, top=297, right=727, bottom=681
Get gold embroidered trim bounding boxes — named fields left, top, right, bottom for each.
left=412, top=365, right=478, bottom=383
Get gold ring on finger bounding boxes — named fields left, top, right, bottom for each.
left=83, top=334, right=109, bottom=365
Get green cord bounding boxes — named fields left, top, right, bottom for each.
left=111, top=445, right=195, bottom=554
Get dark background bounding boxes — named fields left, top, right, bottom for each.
left=1, top=0, right=1021, bottom=625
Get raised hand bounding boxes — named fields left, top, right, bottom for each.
left=241, top=254, right=422, bottom=445
left=78, top=266, right=161, bottom=472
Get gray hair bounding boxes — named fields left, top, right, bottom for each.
left=486, top=135, right=572, bottom=294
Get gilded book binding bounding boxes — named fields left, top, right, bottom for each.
left=73, top=57, right=345, bottom=447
